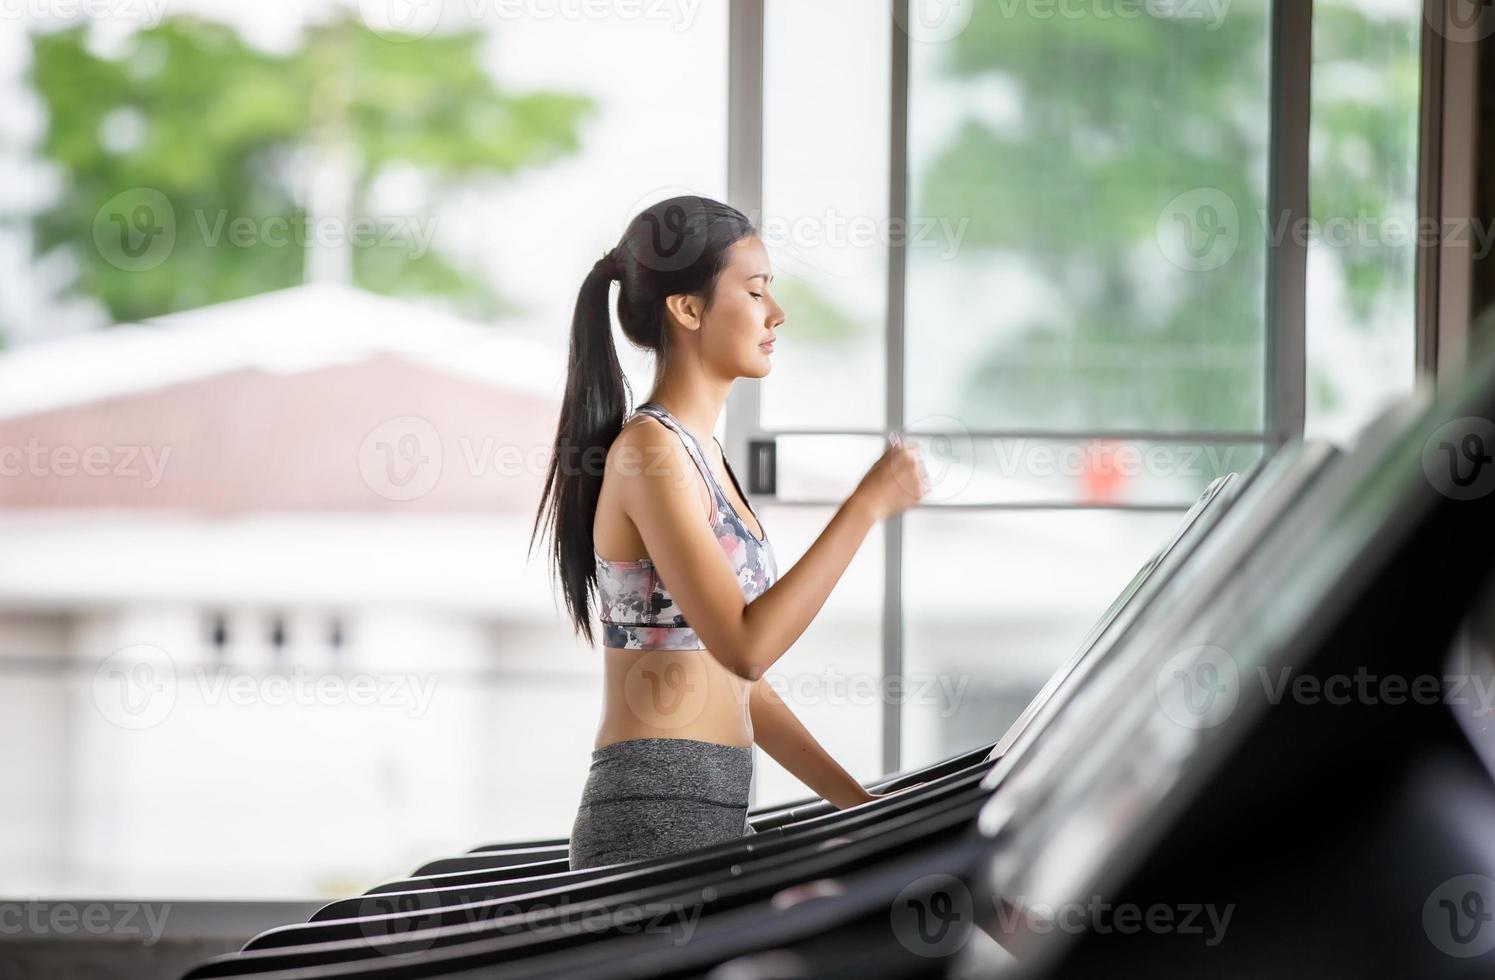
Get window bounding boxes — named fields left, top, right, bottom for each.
left=745, top=0, right=1423, bottom=773
left=1304, top=0, right=1422, bottom=443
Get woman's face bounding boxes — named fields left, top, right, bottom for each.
left=698, top=235, right=785, bottom=380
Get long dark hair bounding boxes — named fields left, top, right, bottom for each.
left=529, top=195, right=757, bottom=646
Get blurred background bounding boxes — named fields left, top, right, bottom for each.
left=0, top=0, right=1425, bottom=901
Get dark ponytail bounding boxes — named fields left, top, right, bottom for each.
left=529, top=195, right=756, bottom=647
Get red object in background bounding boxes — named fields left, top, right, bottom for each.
left=1082, top=438, right=1128, bottom=504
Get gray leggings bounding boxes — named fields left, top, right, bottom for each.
left=569, top=737, right=756, bottom=871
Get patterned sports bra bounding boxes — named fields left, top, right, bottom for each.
left=594, top=401, right=779, bottom=651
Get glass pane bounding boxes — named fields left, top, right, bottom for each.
left=902, top=509, right=1183, bottom=768
left=1304, top=0, right=1421, bottom=444
left=759, top=0, right=889, bottom=430
left=751, top=503, right=885, bottom=805
left=906, top=1, right=1272, bottom=433
left=773, top=433, right=1263, bottom=508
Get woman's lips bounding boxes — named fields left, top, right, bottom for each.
left=759, top=340, right=775, bottom=353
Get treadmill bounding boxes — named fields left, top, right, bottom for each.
left=176, top=462, right=1271, bottom=979
left=440, top=355, right=1485, bottom=980
left=691, top=352, right=1494, bottom=978
left=957, top=353, right=1495, bottom=977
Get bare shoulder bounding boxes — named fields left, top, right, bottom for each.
left=607, top=414, right=689, bottom=487
left=607, top=414, right=709, bottom=521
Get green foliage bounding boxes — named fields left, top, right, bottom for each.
left=17, top=9, right=592, bottom=325
left=918, top=0, right=1418, bottom=432
left=771, top=274, right=866, bottom=344
left=1308, top=5, right=1422, bottom=326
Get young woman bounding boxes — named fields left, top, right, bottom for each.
left=531, top=195, right=929, bottom=871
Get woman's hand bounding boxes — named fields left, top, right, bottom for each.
left=852, top=434, right=929, bottom=523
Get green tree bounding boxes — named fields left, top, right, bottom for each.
left=13, top=9, right=592, bottom=329
left=918, top=0, right=1418, bottom=432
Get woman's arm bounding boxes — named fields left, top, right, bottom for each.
left=616, top=421, right=889, bottom=682
left=748, top=676, right=875, bottom=810
left=732, top=495, right=882, bottom=681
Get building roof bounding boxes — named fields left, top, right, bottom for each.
left=0, top=282, right=564, bottom=419
left=0, top=283, right=567, bottom=513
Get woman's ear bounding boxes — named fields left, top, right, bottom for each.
left=664, top=292, right=704, bottom=333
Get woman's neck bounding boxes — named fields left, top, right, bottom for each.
left=646, top=384, right=730, bottom=448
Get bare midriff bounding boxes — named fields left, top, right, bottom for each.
left=593, top=416, right=762, bottom=751
left=594, top=647, right=755, bottom=750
